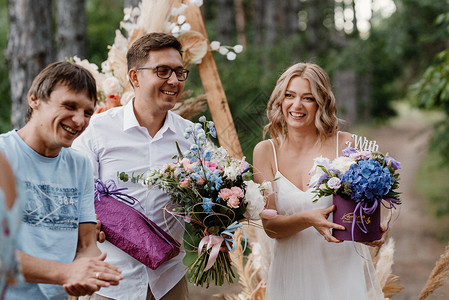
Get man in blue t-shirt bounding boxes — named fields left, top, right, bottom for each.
left=0, top=62, right=123, bottom=300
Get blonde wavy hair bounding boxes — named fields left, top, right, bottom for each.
left=263, top=62, right=339, bottom=142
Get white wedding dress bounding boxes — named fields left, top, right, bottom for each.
left=266, top=139, right=384, bottom=300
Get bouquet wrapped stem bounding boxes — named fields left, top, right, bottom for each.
left=188, top=249, right=235, bottom=287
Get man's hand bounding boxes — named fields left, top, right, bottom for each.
left=96, top=214, right=106, bottom=243
left=62, top=252, right=123, bottom=296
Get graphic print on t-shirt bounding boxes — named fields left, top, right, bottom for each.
left=22, top=181, right=79, bottom=230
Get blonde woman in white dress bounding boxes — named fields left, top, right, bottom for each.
left=253, top=63, right=385, bottom=300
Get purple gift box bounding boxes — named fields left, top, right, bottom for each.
left=95, top=194, right=180, bottom=269
left=332, top=195, right=381, bottom=242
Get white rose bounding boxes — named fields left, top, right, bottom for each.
left=243, top=180, right=265, bottom=220
left=332, top=156, right=355, bottom=173
left=223, top=166, right=240, bottom=181
left=102, top=76, right=121, bottom=95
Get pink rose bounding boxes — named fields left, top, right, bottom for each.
left=197, top=177, right=205, bottom=185
left=231, top=186, right=244, bottom=198
left=180, top=158, right=195, bottom=172
left=180, top=178, right=191, bottom=187
left=219, top=188, right=233, bottom=200
left=227, top=195, right=240, bottom=208
left=204, top=161, right=218, bottom=172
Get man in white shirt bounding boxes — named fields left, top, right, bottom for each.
left=73, top=33, right=191, bottom=300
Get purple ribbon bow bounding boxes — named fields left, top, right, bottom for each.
left=351, top=197, right=401, bottom=242
left=95, top=179, right=138, bottom=206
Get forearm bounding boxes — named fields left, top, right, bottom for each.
left=262, top=211, right=312, bottom=239
left=17, top=251, right=68, bottom=285
left=75, top=222, right=101, bottom=259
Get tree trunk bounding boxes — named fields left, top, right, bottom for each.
left=56, top=0, right=87, bottom=61
left=306, top=0, right=319, bottom=60
left=264, top=0, right=277, bottom=49
left=6, top=0, right=54, bottom=128
left=252, top=0, right=264, bottom=45
left=284, top=0, right=300, bottom=36
left=216, top=0, right=235, bottom=44
left=234, top=0, right=246, bottom=47
left=334, top=70, right=357, bottom=128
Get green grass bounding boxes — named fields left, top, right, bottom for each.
left=416, top=146, right=449, bottom=241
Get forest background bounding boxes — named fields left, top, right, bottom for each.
left=1, top=0, right=449, bottom=228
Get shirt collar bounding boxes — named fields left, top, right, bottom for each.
left=123, top=98, right=140, bottom=131
left=122, top=98, right=176, bottom=137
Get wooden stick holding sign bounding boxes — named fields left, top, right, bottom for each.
left=177, top=2, right=243, bottom=159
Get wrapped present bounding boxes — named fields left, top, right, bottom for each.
left=94, top=179, right=180, bottom=270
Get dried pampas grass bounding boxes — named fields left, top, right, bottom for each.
left=172, top=92, right=207, bottom=120
left=419, top=244, right=449, bottom=300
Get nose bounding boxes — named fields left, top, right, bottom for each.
left=73, top=109, right=87, bottom=127
left=166, top=71, right=180, bottom=84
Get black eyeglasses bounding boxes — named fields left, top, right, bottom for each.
left=136, top=65, right=189, bottom=81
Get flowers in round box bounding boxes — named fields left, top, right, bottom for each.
left=309, top=146, right=402, bottom=242
left=121, top=116, right=269, bottom=287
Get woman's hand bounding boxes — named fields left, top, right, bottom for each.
left=362, top=225, right=388, bottom=247
left=308, top=205, right=345, bottom=243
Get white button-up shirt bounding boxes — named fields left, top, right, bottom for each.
left=73, top=100, right=192, bottom=300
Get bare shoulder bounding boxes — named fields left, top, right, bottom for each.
left=253, top=140, right=276, bottom=181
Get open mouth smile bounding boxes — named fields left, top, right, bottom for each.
left=290, top=112, right=305, bottom=117
left=61, top=124, right=78, bottom=135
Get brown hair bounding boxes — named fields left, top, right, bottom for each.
left=127, top=32, right=183, bottom=70
left=26, top=61, right=97, bottom=122
left=263, top=62, right=339, bottom=142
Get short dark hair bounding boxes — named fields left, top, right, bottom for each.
left=26, top=61, right=97, bottom=122
left=127, top=32, right=183, bottom=71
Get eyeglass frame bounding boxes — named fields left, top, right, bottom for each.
left=135, top=65, right=189, bottom=81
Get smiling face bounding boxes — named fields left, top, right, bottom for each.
left=281, top=76, right=318, bottom=133
left=132, top=48, right=185, bottom=116
left=29, top=84, right=94, bottom=156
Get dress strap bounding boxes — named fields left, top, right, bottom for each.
left=336, top=131, right=341, bottom=157
left=268, top=139, right=279, bottom=173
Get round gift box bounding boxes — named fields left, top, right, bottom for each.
left=332, top=195, right=382, bottom=242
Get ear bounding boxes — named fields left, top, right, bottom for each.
left=128, top=69, right=139, bottom=88
left=28, top=94, right=40, bottom=109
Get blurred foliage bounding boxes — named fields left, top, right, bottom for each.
left=412, top=11, right=449, bottom=166
left=86, top=0, right=124, bottom=66
left=0, top=0, right=11, bottom=132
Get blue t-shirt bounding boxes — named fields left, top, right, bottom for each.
left=0, top=130, right=96, bottom=300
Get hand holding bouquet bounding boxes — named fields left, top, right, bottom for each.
left=122, top=117, right=269, bottom=286
left=309, top=146, right=401, bottom=241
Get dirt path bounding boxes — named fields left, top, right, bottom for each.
left=189, top=106, right=449, bottom=299
left=364, top=109, right=449, bottom=300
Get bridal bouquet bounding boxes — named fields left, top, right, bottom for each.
left=124, top=117, right=268, bottom=286
left=309, top=146, right=401, bottom=241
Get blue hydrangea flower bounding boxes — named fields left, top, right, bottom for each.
left=199, top=115, right=207, bottom=123
left=340, top=160, right=394, bottom=202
